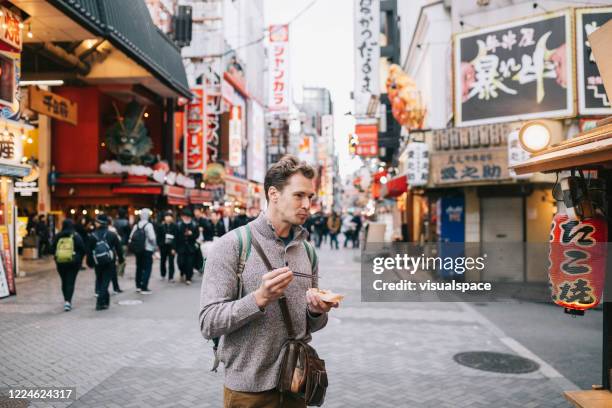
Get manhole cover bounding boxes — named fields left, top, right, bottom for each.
left=453, top=351, right=539, bottom=374
left=118, top=300, right=143, bottom=306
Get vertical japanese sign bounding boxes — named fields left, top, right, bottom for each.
left=507, top=130, right=531, bottom=179
left=229, top=105, right=242, bottom=167
left=185, top=87, right=206, bottom=174
left=576, top=7, right=612, bottom=115
left=204, top=60, right=222, bottom=164
left=354, top=0, right=380, bottom=116
left=406, top=142, right=429, bottom=187
left=268, top=25, right=289, bottom=112
left=454, top=9, right=574, bottom=127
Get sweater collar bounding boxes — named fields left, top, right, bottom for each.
left=252, top=211, right=307, bottom=244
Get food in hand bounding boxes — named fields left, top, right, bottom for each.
left=308, top=288, right=345, bottom=303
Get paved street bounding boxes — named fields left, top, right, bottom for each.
left=0, top=246, right=600, bottom=407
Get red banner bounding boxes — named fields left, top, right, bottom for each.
left=355, top=124, right=378, bottom=157
left=185, top=88, right=206, bottom=173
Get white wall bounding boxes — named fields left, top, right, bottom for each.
left=402, top=2, right=452, bottom=129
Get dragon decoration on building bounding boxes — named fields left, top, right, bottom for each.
left=100, top=101, right=195, bottom=189
left=386, top=64, right=427, bottom=130
left=106, top=101, right=155, bottom=165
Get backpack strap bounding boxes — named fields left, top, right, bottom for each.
left=233, top=225, right=251, bottom=299
left=303, top=240, right=318, bottom=287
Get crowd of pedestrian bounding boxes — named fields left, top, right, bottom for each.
left=304, top=210, right=363, bottom=250
left=48, top=205, right=259, bottom=312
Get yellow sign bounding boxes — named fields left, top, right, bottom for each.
left=29, top=86, right=78, bottom=125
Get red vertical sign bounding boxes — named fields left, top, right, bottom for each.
left=185, top=88, right=206, bottom=173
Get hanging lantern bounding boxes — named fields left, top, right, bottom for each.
left=548, top=200, right=608, bottom=314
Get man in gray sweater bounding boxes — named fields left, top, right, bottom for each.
left=199, top=156, right=338, bottom=407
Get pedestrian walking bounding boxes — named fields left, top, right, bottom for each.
left=200, top=155, right=338, bottom=407
left=52, top=219, right=86, bottom=311
left=342, top=212, right=356, bottom=248
left=157, top=210, right=177, bottom=282
left=327, top=212, right=342, bottom=250
left=36, top=214, right=50, bottom=256
left=222, top=207, right=235, bottom=233
left=107, top=217, right=123, bottom=294
left=86, top=214, right=124, bottom=311
left=129, top=208, right=157, bottom=294
left=209, top=211, right=226, bottom=238
left=313, top=211, right=325, bottom=248
left=113, top=208, right=131, bottom=278
left=352, top=211, right=363, bottom=248
left=176, top=208, right=198, bottom=285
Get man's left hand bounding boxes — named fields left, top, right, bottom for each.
left=306, top=291, right=339, bottom=314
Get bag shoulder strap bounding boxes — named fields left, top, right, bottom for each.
left=250, top=233, right=296, bottom=340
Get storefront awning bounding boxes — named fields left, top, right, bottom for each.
left=382, top=175, right=408, bottom=198
left=48, top=0, right=191, bottom=99
left=0, top=162, right=30, bottom=178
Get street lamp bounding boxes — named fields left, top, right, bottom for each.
left=518, top=121, right=552, bottom=153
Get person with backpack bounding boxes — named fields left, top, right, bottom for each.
left=86, top=214, right=124, bottom=311
left=157, top=210, right=178, bottom=282
left=129, top=208, right=157, bottom=294
left=199, top=155, right=338, bottom=407
left=176, top=208, right=198, bottom=285
left=52, top=219, right=86, bottom=311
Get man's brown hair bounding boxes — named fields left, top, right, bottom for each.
left=264, top=155, right=316, bottom=201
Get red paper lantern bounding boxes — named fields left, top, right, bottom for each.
left=548, top=212, right=608, bottom=312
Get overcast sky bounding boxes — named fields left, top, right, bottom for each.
left=263, top=0, right=363, bottom=178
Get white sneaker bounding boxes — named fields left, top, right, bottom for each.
left=136, top=288, right=142, bottom=293
left=64, top=302, right=72, bottom=312
left=141, top=290, right=152, bottom=295
left=185, top=280, right=192, bottom=286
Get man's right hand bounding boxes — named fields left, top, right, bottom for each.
left=254, top=267, right=293, bottom=309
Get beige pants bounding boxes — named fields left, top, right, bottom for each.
left=224, top=387, right=306, bottom=408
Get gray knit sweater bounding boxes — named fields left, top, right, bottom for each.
left=198, top=213, right=328, bottom=392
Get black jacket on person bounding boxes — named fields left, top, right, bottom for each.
left=51, top=229, right=87, bottom=267
left=210, top=220, right=226, bottom=238
left=113, top=217, right=131, bottom=246
left=197, top=217, right=214, bottom=242
left=176, top=221, right=199, bottom=254
left=156, top=222, right=178, bottom=250
left=232, top=214, right=249, bottom=229
left=85, top=227, right=125, bottom=268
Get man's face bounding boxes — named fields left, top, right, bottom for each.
left=194, top=208, right=202, bottom=218
left=211, top=212, right=220, bottom=222
left=269, top=173, right=315, bottom=226
left=223, top=208, right=232, bottom=217
left=181, top=215, right=191, bottom=224
left=164, top=215, right=173, bottom=223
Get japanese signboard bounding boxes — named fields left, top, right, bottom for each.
left=454, top=10, right=574, bottom=127
left=185, top=87, right=206, bottom=174
left=203, top=60, right=222, bottom=164
left=507, top=130, right=531, bottom=179
left=430, top=147, right=509, bottom=185
left=354, top=123, right=378, bottom=157
left=354, top=0, right=380, bottom=116
left=229, top=105, right=242, bottom=167
left=29, top=87, right=78, bottom=125
left=406, top=142, right=429, bottom=187
left=0, top=225, right=14, bottom=295
left=267, top=25, right=290, bottom=112
left=0, top=5, right=22, bottom=52
left=432, top=123, right=510, bottom=150
left=576, top=7, right=612, bottom=115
